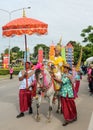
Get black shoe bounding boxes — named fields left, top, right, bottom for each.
left=16, top=112, right=24, bottom=118
left=62, top=121, right=69, bottom=126
left=29, top=107, right=33, bottom=114
left=73, top=117, right=77, bottom=122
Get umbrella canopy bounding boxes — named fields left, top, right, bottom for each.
left=86, top=57, right=93, bottom=62
left=2, top=16, right=48, bottom=62
left=2, top=17, right=48, bottom=37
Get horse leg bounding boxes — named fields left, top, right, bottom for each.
left=47, top=95, right=53, bottom=122
left=36, top=103, right=40, bottom=121
left=36, top=95, right=41, bottom=122
left=56, top=92, right=61, bottom=113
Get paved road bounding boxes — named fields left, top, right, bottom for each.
left=0, top=76, right=93, bottom=130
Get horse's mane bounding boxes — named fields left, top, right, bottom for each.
left=35, top=68, right=52, bottom=87
left=35, top=69, right=41, bottom=81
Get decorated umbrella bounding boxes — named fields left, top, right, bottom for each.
left=2, top=10, right=48, bottom=62
left=86, top=57, right=93, bottom=64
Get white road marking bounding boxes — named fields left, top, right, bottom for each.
left=88, top=112, right=93, bottom=130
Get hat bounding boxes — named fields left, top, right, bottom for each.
left=63, top=63, right=72, bottom=70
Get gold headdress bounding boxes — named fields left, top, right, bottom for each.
left=55, top=44, right=61, bottom=52
left=55, top=37, right=62, bottom=52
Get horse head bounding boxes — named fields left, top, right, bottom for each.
left=35, top=67, right=52, bottom=90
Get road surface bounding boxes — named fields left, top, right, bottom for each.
left=0, top=76, right=93, bottom=130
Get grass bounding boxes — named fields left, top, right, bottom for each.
left=0, top=74, right=10, bottom=79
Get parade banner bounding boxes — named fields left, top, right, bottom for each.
left=49, top=43, right=55, bottom=61
left=38, top=47, right=43, bottom=63
left=61, top=46, right=66, bottom=62
left=3, top=54, right=9, bottom=69
left=66, top=43, right=74, bottom=67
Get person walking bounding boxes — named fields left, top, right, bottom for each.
left=74, top=70, right=82, bottom=97
left=16, top=61, right=35, bottom=118
left=88, top=65, right=93, bottom=94
left=53, top=63, right=77, bottom=126
left=9, top=66, right=14, bottom=79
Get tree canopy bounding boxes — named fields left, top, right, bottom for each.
left=81, top=25, right=93, bottom=43
left=33, top=44, right=49, bottom=59
left=2, top=25, right=93, bottom=65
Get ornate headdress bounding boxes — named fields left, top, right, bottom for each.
left=55, top=37, right=62, bottom=53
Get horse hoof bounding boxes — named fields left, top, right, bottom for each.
left=47, top=115, right=52, bottom=123
left=36, top=118, right=40, bottom=122
left=47, top=119, right=51, bottom=123
left=56, top=109, right=60, bottom=113
left=35, top=115, right=41, bottom=122
left=47, top=117, right=51, bottom=123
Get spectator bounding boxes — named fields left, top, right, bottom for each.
left=9, top=66, right=14, bottom=79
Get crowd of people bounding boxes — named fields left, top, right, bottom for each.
left=16, top=44, right=91, bottom=127
left=87, top=64, right=93, bottom=94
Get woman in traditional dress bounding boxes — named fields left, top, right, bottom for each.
left=74, top=69, right=82, bottom=97
left=53, top=63, right=77, bottom=126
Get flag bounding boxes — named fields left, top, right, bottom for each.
left=61, top=46, right=66, bottom=62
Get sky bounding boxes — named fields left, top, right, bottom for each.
left=0, top=0, right=93, bottom=54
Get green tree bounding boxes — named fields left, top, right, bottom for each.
left=4, top=48, right=9, bottom=54
left=11, top=46, right=20, bottom=53
left=69, top=41, right=81, bottom=64
left=17, top=51, right=24, bottom=59
left=81, top=25, right=93, bottom=43
left=10, top=47, right=24, bottom=63
left=82, top=44, right=93, bottom=61
left=33, top=44, right=49, bottom=59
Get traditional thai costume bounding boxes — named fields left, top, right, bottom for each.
left=75, top=71, right=81, bottom=95
left=18, top=70, right=34, bottom=113
left=60, top=73, right=77, bottom=122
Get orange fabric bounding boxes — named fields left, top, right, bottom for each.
left=2, top=17, right=48, bottom=37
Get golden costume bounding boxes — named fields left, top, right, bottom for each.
left=49, top=44, right=65, bottom=90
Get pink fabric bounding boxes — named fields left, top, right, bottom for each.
left=88, top=68, right=92, bottom=75
left=35, top=63, right=43, bottom=69
left=43, top=73, right=49, bottom=87
left=10, top=68, right=13, bottom=74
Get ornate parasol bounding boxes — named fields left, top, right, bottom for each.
left=2, top=9, right=48, bottom=62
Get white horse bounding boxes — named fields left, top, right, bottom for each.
left=34, top=68, right=55, bottom=122
left=48, top=63, right=62, bottom=113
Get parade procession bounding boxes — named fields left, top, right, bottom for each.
left=0, top=1, right=93, bottom=130
left=14, top=39, right=82, bottom=126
